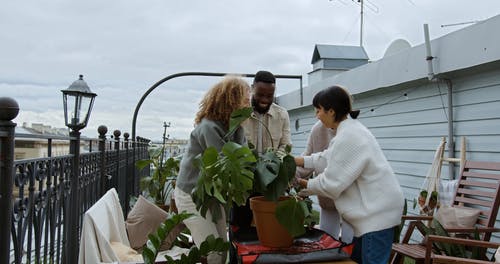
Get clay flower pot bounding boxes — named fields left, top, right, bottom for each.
left=249, top=196, right=293, bottom=248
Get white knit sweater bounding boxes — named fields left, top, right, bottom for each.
left=303, top=118, right=404, bottom=236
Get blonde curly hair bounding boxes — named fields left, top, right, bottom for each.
left=194, top=76, right=250, bottom=128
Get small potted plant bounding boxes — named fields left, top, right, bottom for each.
left=192, top=107, right=311, bottom=247
left=136, top=146, right=180, bottom=212
left=416, top=189, right=438, bottom=215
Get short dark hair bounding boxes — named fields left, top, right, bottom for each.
left=312, top=85, right=360, bottom=121
left=253, top=71, right=275, bottom=84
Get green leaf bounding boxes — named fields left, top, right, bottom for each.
left=135, top=159, right=154, bottom=170
left=148, top=233, right=161, bottom=249
left=432, top=219, right=467, bottom=257
left=275, top=198, right=307, bottom=237
left=142, top=212, right=193, bottom=264
left=142, top=247, right=155, bottom=264
left=228, top=107, right=253, bottom=136
left=255, top=151, right=280, bottom=193
left=470, top=227, right=482, bottom=259
left=193, top=142, right=255, bottom=220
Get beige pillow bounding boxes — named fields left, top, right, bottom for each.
left=110, top=241, right=143, bottom=262
left=435, top=205, right=481, bottom=228
left=126, top=195, right=169, bottom=249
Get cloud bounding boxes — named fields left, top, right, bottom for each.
left=2, top=0, right=500, bottom=141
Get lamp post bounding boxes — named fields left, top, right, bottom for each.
left=61, top=75, right=96, bottom=264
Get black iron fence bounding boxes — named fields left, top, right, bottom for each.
left=0, top=98, right=150, bottom=264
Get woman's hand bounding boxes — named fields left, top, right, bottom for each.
left=298, top=178, right=308, bottom=189
left=294, top=156, right=304, bottom=167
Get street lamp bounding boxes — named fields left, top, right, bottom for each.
left=61, top=74, right=97, bottom=130
left=61, top=74, right=96, bottom=264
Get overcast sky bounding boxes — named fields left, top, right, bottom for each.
left=2, top=1, right=500, bottom=141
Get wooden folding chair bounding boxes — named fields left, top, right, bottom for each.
left=391, top=160, right=500, bottom=264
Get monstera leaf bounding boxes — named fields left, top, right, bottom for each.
left=193, top=141, right=256, bottom=222
left=227, top=107, right=253, bottom=139
left=275, top=197, right=311, bottom=237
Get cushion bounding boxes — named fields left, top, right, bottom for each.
left=126, top=195, right=169, bottom=249
left=110, top=241, right=143, bottom=262
left=435, top=205, right=481, bottom=228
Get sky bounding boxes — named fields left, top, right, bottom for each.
left=2, top=0, right=500, bottom=141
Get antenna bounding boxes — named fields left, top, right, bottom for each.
left=441, top=20, right=479, bottom=28
left=329, top=0, right=379, bottom=47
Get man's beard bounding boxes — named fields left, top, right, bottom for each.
left=252, top=98, right=271, bottom=114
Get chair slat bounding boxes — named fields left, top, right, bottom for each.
left=453, top=196, right=494, bottom=207
left=462, top=170, right=500, bottom=180
left=458, top=179, right=499, bottom=189
left=455, top=188, right=496, bottom=198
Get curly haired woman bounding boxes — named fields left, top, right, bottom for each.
left=174, top=76, right=250, bottom=264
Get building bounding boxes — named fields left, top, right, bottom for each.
left=14, top=123, right=70, bottom=160
left=150, top=138, right=189, bottom=159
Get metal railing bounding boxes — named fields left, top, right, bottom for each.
left=0, top=98, right=151, bottom=264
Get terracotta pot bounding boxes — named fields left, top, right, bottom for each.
left=249, top=196, right=293, bottom=248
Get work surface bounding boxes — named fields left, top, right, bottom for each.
left=231, top=227, right=354, bottom=264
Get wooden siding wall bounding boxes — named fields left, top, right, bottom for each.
left=287, top=67, right=500, bottom=240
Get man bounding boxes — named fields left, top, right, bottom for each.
left=229, top=71, right=292, bottom=262
left=242, top=70, right=291, bottom=153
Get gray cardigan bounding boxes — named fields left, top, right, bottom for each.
left=176, top=118, right=246, bottom=194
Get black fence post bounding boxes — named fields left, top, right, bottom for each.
left=98, top=125, right=108, bottom=196
left=65, top=129, right=81, bottom=264
left=112, top=130, right=120, bottom=193
left=113, top=130, right=126, bottom=210
left=0, top=97, right=19, bottom=264
left=123, top=132, right=131, bottom=215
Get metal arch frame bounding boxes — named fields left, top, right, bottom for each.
left=131, top=71, right=303, bottom=139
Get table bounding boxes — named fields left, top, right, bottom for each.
left=231, top=227, right=354, bottom=264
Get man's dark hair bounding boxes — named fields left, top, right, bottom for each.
left=253, top=70, right=275, bottom=84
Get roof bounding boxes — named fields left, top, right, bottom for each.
left=278, top=14, right=500, bottom=110
left=311, top=44, right=369, bottom=64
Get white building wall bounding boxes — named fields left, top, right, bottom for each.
left=279, top=14, right=500, bottom=242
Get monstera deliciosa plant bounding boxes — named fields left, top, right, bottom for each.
left=192, top=107, right=311, bottom=237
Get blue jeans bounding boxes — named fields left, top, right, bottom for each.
left=351, top=226, right=395, bottom=264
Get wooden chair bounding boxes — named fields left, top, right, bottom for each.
left=391, top=160, right=500, bottom=264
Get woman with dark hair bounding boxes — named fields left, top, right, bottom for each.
left=174, top=76, right=250, bottom=264
left=295, top=86, right=404, bottom=264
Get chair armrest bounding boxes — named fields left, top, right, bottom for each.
left=431, top=255, right=494, bottom=264
left=401, top=215, right=434, bottom=221
left=444, top=227, right=500, bottom=234
left=424, top=234, right=500, bottom=264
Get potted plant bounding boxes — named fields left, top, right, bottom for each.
left=142, top=212, right=229, bottom=264
left=136, top=146, right=180, bottom=212
left=416, top=189, right=438, bottom=215
left=191, top=107, right=311, bottom=247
